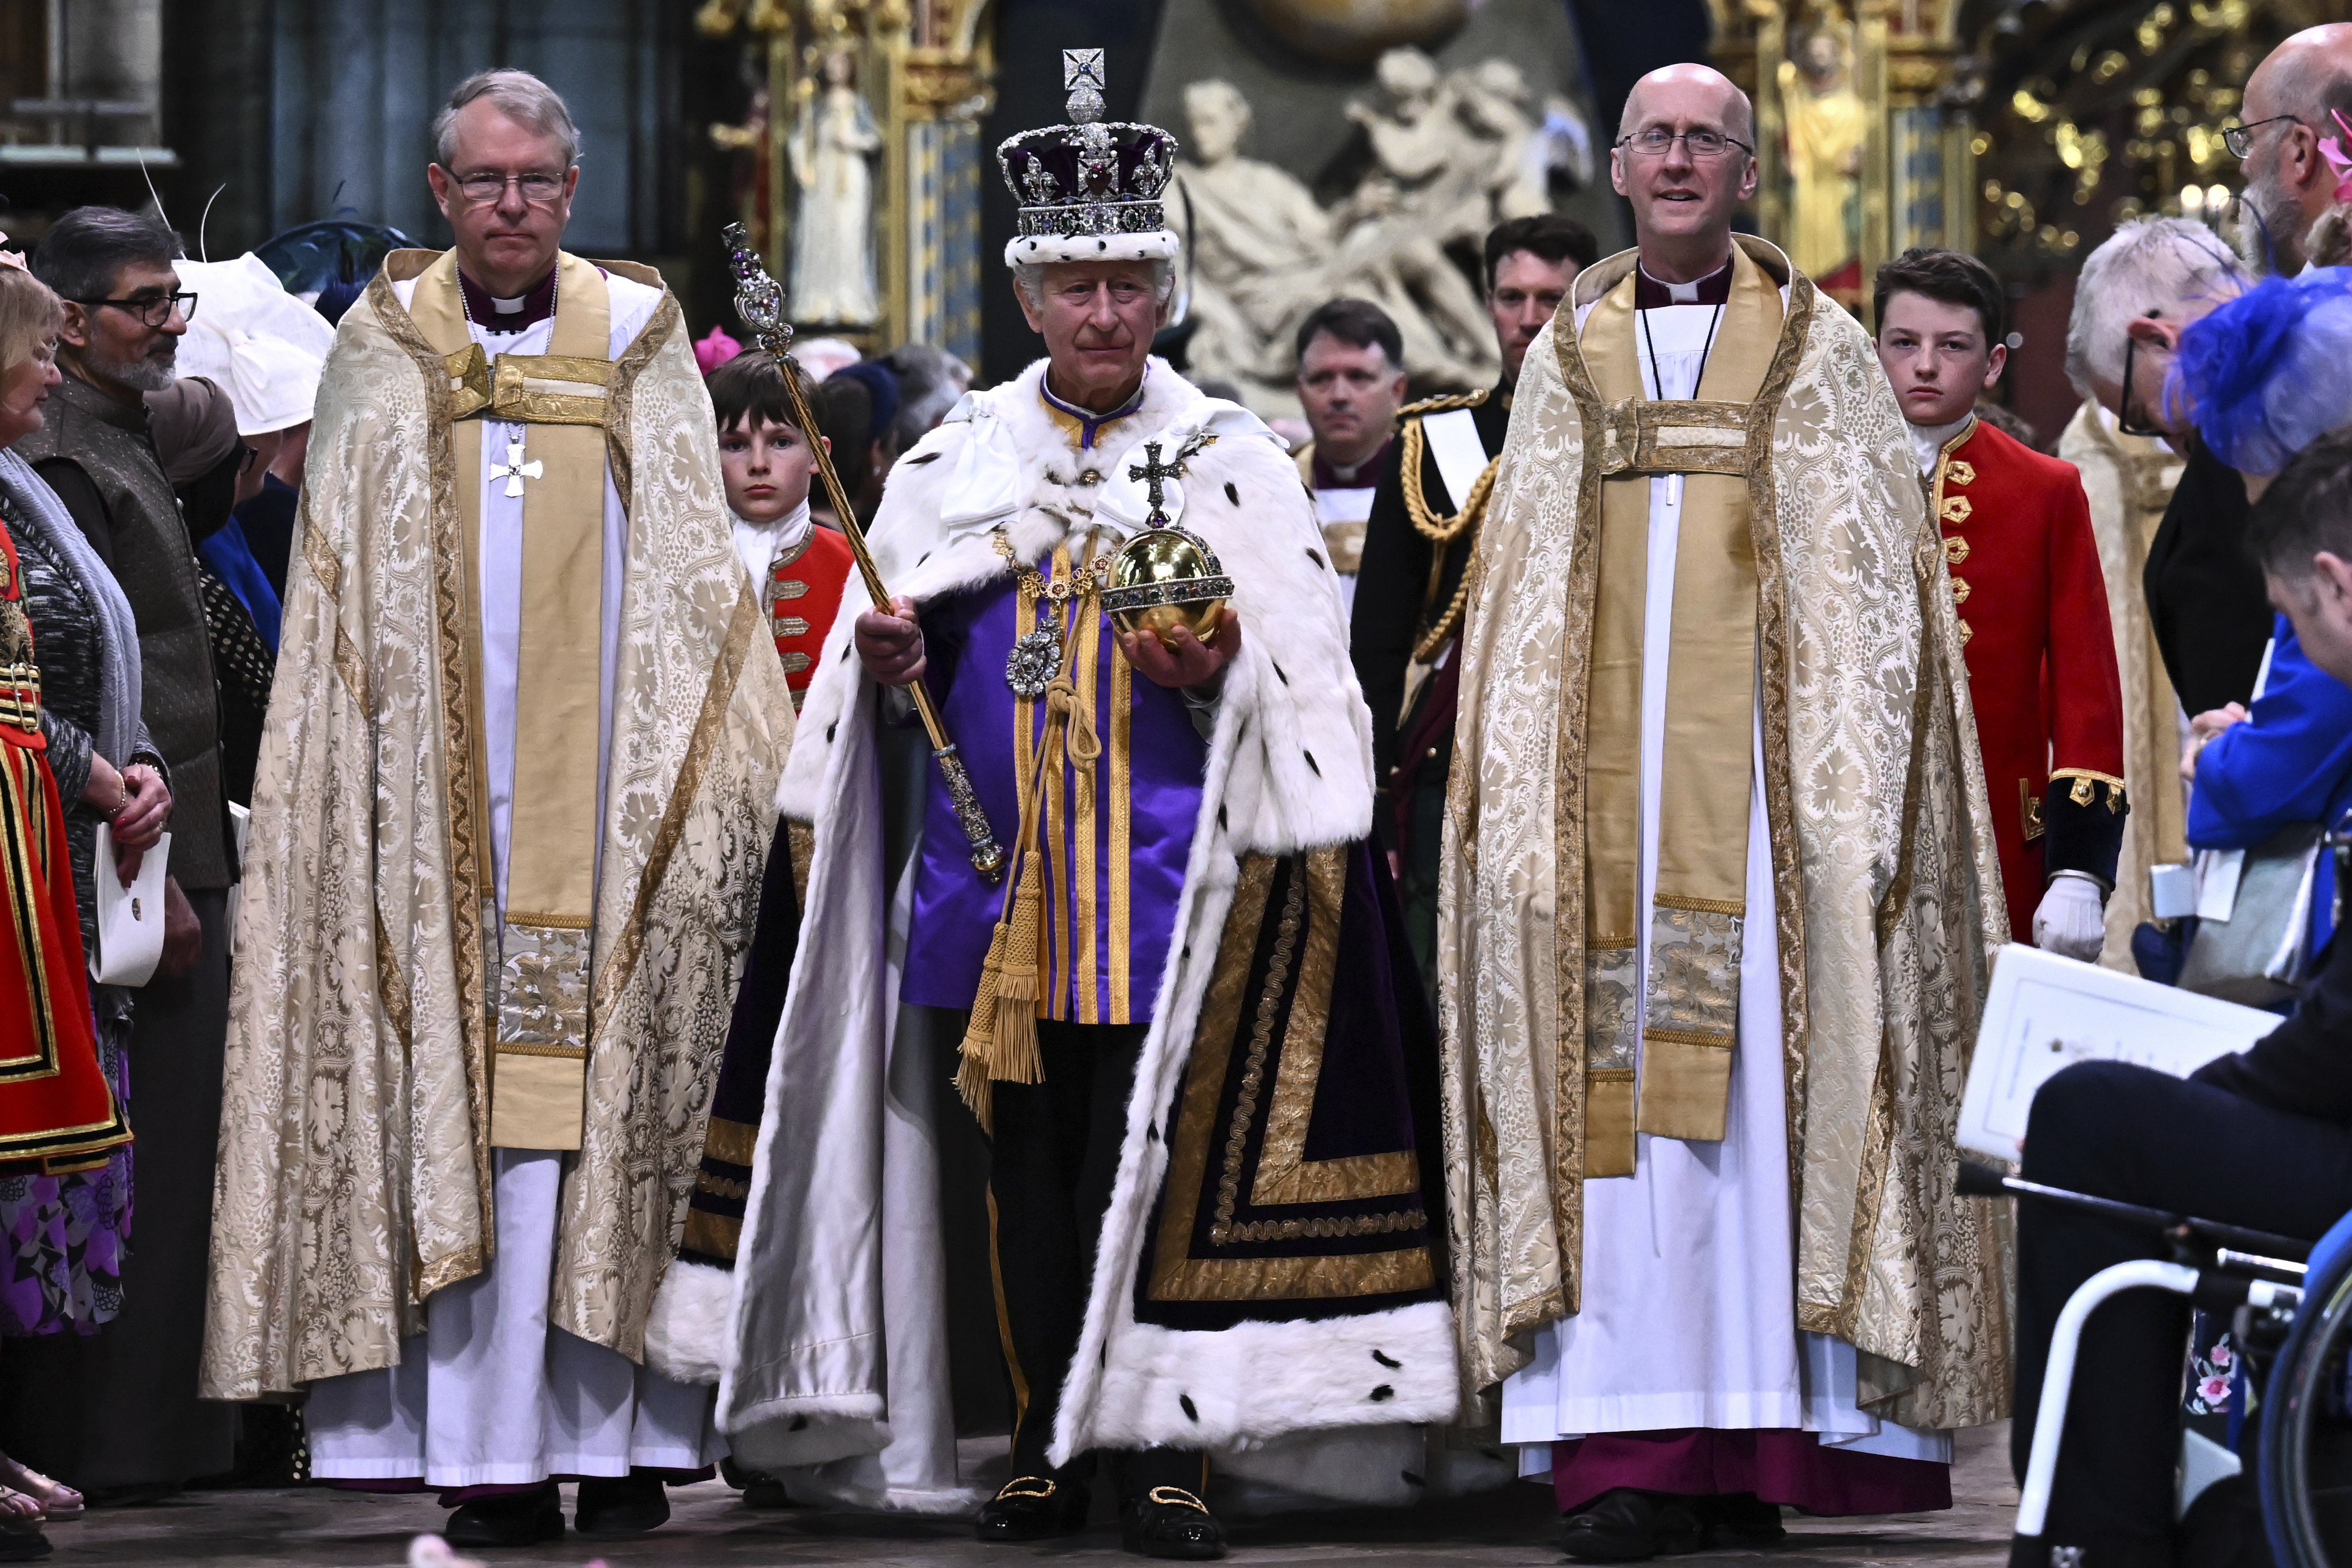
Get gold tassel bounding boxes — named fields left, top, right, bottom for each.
left=954, top=857, right=1047, bottom=1126
left=991, top=872, right=1045, bottom=1086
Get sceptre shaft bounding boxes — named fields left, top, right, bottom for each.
left=721, top=224, right=1004, bottom=884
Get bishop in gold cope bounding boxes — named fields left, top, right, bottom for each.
left=1438, top=63, right=2008, bottom=1558
left=202, top=68, right=791, bottom=1548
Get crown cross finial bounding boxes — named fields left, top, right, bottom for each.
left=1063, top=48, right=1106, bottom=123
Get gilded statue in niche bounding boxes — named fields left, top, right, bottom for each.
left=1778, top=20, right=1867, bottom=293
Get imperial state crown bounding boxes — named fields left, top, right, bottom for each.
left=997, top=49, right=1179, bottom=267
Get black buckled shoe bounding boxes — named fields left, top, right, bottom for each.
left=573, top=1472, right=671, bottom=1538
left=444, top=1486, right=564, bottom=1549
left=976, top=1476, right=1088, bottom=1543
left=1122, top=1486, right=1226, bottom=1561
left=1558, top=1489, right=1704, bottom=1563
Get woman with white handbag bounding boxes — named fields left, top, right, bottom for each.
left=0, top=251, right=169, bottom=1537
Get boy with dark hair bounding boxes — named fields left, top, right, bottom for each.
left=1290, top=296, right=1406, bottom=600
left=1873, top=244, right=2128, bottom=956
left=706, top=350, right=855, bottom=711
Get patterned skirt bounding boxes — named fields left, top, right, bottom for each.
left=0, top=1013, right=130, bottom=1336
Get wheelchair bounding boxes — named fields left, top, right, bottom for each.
left=1959, top=1161, right=2352, bottom=1568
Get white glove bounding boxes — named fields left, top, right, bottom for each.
left=2032, top=871, right=2107, bottom=961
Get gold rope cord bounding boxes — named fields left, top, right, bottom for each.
left=1399, top=416, right=1502, bottom=663
left=1398, top=417, right=1499, bottom=543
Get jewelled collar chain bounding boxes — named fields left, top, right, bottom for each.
left=993, top=529, right=1110, bottom=699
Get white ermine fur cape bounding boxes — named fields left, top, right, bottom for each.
left=675, top=356, right=1457, bottom=1508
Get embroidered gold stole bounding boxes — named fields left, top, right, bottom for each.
left=409, top=250, right=613, bottom=1150
left=1577, top=248, right=1781, bottom=1176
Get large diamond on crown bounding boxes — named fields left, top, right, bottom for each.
left=996, top=48, right=1178, bottom=242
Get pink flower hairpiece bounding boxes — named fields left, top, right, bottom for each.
left=0, top=233, right=27, bottom=275
left=2321, top=110, right=2352, bottom=204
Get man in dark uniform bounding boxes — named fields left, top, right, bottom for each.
left=1350, top=211, right=1596, bottom=983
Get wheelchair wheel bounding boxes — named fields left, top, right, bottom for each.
left=2262, top=1252, right=2352, bottom=1568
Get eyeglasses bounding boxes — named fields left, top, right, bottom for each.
left=2223, top=114, right=2303, bottom=160
left=70, top=292, right=196, bottom=328
left=1614, top=127, right=1755, bottom=160
left=443, top=168, right=569, bottom=207
left=2117, top=333, right=2166, bottom=439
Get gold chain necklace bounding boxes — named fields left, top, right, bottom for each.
left=993, top=531, right=1108, bottom=698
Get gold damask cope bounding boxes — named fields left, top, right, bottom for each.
left=1142, top=848, right=1441, bottom=1324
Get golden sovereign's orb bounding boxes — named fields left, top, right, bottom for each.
left=1105, top=528, right=1233, bottom=647
left=1245, top=0, right=1466, bottom=63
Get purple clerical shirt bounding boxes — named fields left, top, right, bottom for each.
left=902, top=564, right=1209, bottom=1024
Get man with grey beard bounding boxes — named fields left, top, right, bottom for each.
left=2231, top=22, right=2352, bottom=274
left=7, top=204, right=236, bottom=1499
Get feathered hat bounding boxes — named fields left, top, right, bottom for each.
left=2172, top=265, right=2352, bottom=476
left=997, top=49, right=1178, bottom=268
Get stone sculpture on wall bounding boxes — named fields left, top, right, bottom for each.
left=1176, top=48, right=1582, bottom=410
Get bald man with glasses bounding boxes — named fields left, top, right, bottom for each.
left=1440, top=63, right=2007, bottom=1561
left=2231, top=23, right=2352, bottom=275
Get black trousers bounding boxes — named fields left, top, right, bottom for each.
left=2015, top=1061, right=2352, bottom=1551
left=988, top=1019, right=1200, bottom=1500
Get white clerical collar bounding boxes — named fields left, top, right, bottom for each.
left=1635, top=256, right=1735, bottom=307
left=491, top=294, right=527, bottom=315
left=1911, top=415, right=1975, bottom=478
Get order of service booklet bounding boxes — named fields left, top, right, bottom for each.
left=1958, top=943, right=2282, bottom=1162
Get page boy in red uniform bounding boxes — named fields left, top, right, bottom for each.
left=1875, top=247, right=2128, bottom=956
left=709, top=349, right=856, bottom=708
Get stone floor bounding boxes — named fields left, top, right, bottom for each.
left=35, top=1425, right=2017, bottom=1568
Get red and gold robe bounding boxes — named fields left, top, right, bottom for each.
left=0, top=516, right=128, bottom=1171
left=1929, top=416, right=2127, bottom=940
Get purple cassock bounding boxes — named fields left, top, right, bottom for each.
left=903, top=560, right=1209, bottom=1025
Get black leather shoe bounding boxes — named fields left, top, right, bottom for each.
left=976, top=1476, right=1089, bottom=1543
left=1122, top=1486, right=1226, bottom=1561
left=444, top=1487, right=563, bottom=1549
left=574, top=1473, right=671, bottom=1538
left=1559, top=1490, right=1704, bottom=1563
left=1698, top=1492, right=1787, bottom=1547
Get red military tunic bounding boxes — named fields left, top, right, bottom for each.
left=1929, top=416, right=2128, bottom=940
left=768, top=524, right=856, bottom=710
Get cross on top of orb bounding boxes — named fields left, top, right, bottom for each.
left=1128, top=440, right=1181, bottom=524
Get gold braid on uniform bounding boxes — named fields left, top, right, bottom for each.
left=1413, top=564, right=1479, bottom=663
left=1398, top=401, right=1499, bottom=543
left=1396, top=391, right=1499, bottom=662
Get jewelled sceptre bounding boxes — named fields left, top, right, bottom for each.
left=721, top=223, right=1004, bottom=884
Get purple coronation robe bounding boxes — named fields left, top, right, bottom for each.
left=903, top=564, right=1209, bottom=1024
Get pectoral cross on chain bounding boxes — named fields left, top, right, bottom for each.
left=491, top=435, right=544, bottom=498
left=1127, top=440, right=1181, bottom=525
